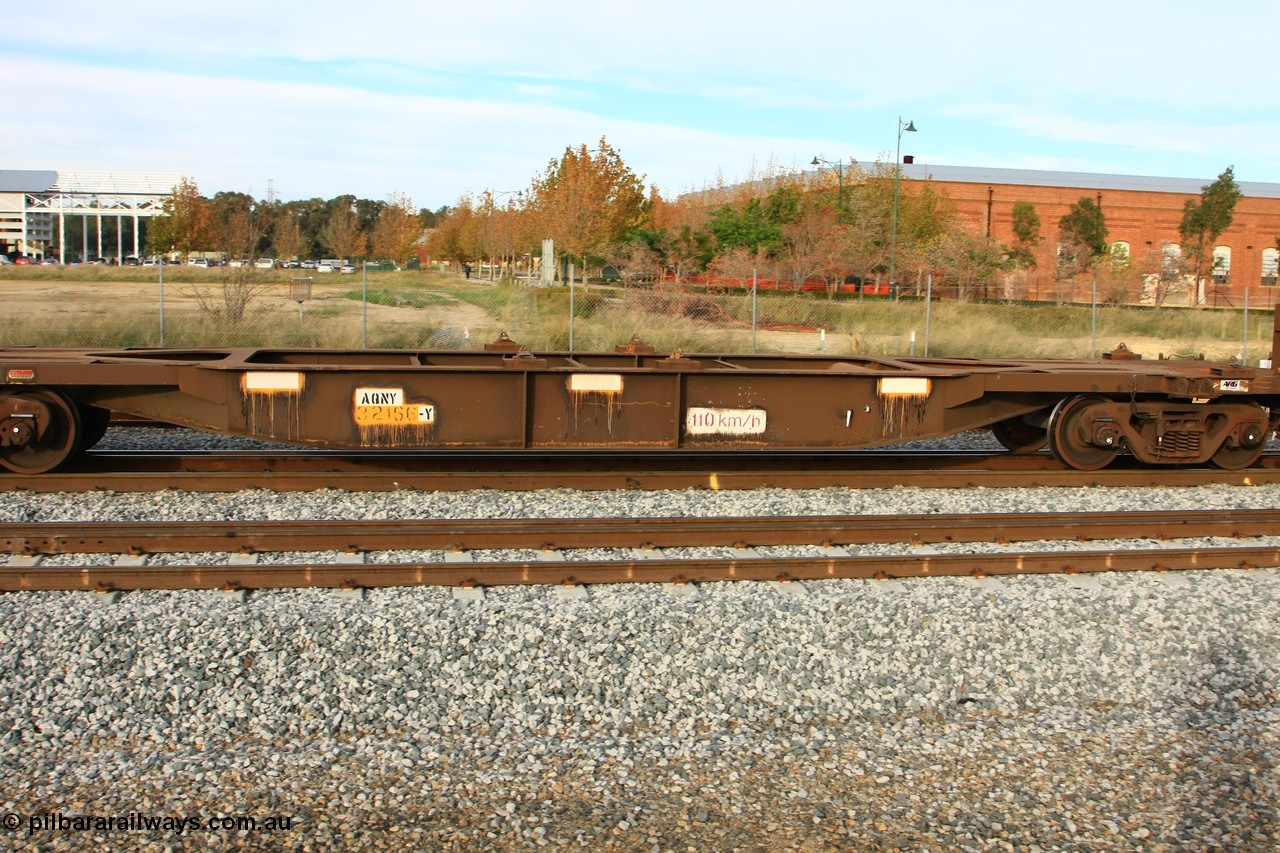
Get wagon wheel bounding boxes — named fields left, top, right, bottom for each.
left=78, top=404, right=112, bottom=452
left=1209, top=407, right=1269, bottom=470
left=1048, top=395, right=1119, bottom=471
left=0, top=388, right=83, bottom=475
left=990, top=416, right=1048, bottom=453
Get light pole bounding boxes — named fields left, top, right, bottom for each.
left=890, top=116, right=917, bottom=298
left=810, top=156, right=847, bottom=210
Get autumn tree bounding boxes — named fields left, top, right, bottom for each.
left=891, top=181, right=955, bottom=295
left=272, top=211, right=305, bottom=262
left=209, top=191, right=271, bottom=261
left=424, top=197, right=481, bottom=266
left=647, top=187, right=714, bottom=281
left=321, top=198, right=368, bottom=259
left=146, top=177, right=213, bottom=259
left=484, top=193, right=537, bottom=279
left=1179, top=166, right=1241, bottom=300
left=529, top=137, right=646, bottom=279
left=369, top=192, right=424, bottom=265
left=827, top=163, right=952, bottom=294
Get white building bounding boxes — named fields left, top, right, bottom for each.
left=0, top=169, right=183, bottom=262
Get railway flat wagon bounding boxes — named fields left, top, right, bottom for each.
left=2, top=320, right=1279, bottom=475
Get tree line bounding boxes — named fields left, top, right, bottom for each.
left=145, top=182, right=451, bottom=265
left=146, top=139, right=1250, bottom=303
left=425, top=139, right=1250, bottom=302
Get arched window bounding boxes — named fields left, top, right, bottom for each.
left=1162, top=243, right=1182, bottom=278
left=1212, top=246, right=1231, bottom=284
left=1263, top=248, right=1279, bottom=287
left=1109, top=241, right=1130, bottom=261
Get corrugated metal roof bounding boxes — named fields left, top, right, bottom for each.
left=0, top=170, right=58, bottom=193
left=50, top=171, right=184, bottom=195
left=900, top=163, right=1280, bottom=199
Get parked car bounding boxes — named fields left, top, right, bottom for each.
left=316, top=263, right=335, bottom=273
left=340, top=264, right=356, bottom=274
left=39, top=257, right=60, bottom=265
left=300, top=260, right=317, bottom=269
left=0, top=255, right=12, bottom=265
left=13, top=256, right=32, bottom=265
left=255, top=258, right=276, bottom=270
left=189, top=258, right=211, bottom=268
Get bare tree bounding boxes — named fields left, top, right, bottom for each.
left=707, top=245, right=773, bottom=287
left=600, top=240, right=662, bottom=284
left=1136, top=243, right=1189, bottom=307
left=779, top=204, right=845, bottom=295
left=928, top=229, right=1011, bottom=301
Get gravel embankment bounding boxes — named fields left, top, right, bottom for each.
left=0, top=430, right=1277, bottom=851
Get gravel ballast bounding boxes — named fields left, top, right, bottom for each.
left=1, top=432, right=1278, bottom=851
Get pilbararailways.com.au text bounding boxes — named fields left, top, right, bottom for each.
left=8, top=811, right=293, bottom=836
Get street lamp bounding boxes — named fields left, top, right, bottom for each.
left=810, top=156, right=847, bottom=210
left=890, top=116, right=917, bottom=298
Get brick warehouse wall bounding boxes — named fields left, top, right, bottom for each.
left=898, top=165, right=1280, bottom=309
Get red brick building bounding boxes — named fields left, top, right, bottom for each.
left=900, top=164, right=1280, bottom=309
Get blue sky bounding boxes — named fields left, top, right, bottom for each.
left=8, top=0, right=1278, bottom=208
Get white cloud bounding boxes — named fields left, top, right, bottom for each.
left=4, top=57, right=831, bottom=205
left=14, top=0, right=1280, bottom=204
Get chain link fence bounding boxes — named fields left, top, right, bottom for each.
left=1, top=270, right=1275, bottom=366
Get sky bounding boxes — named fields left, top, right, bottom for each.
left=7, top=1, right=1279, bottom=209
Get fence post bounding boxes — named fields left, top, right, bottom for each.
left=1243, top=287, right=1250, bottom=365
left=158, top=259, right=165, bottom=346
left=751, top=268, right=758, bottom=353
left=1091, top=280, right=1098, bottom=358
left=924, top=274, right=932, bottom=356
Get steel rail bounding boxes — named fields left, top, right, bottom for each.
left=4, top=452, right=1280, bottom=492
left=2, top=545, right=1277, bottom=592
left=4, top=509, right=1280, bottom=556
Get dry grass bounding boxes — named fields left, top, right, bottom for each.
left=0, top=268, right=1270, bottom=360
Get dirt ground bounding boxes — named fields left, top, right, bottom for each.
left=3, top=278, right=498, bottom=339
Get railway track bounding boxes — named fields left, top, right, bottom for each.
left=5, top=509, right=1278, bottom=592
left=3, top=447, right=1279, bottom=491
